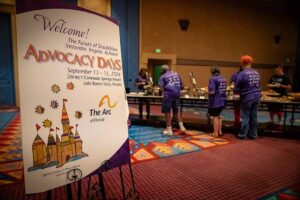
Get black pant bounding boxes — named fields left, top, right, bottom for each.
left=139, top=98, right=150, bottom=117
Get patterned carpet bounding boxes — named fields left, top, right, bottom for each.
left=0, top=115, right=230, bottom=186
left=0, top=113, right=23, bottom=186
left=130, top=125, right=230, bottom=163
left=1, top=134, right=299, bottom=199
left=0, top=112, right=16, bottom=130
left=0, top=110, right=299, bottom=199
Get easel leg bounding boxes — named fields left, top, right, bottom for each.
left=67, top=184, right=72, bottom=200
left=78, top=179, right=81, bottom=200
left=119, top=166, right=126, bottom=200
left=98, top=173, right=106, bottom=200
left=46, top=190, right=51, bottom=200
left=87, top=176, right=91, bottom=199
left=128, top=162, right=136, bottom=193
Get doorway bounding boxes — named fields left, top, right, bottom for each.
left=148, top=59, right=172, bottom=85
left=0, top=13, right=15, bottom=105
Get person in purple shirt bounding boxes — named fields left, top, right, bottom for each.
left=235, top=55, right=261, bottom=139
left=135, top=68, right=150, bottom=119
left=230, top=66, right=243, bottom=127
left=208, top=66, right=227, bottom=137
left=230, top=66, right=243, bottom=88
left=158, top=65, right=186, bottom=135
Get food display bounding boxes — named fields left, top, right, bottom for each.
left=287, top=93, right=300, bottom=101
left=261, top=90, right=290, bottom=102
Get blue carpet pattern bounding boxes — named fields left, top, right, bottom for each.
left=0, top=112, right=16, bottom=131
left=129, top=126, right=175, bottom=146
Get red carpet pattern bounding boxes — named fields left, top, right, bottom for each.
left=129, top=126, right=230, bottom=163
left=0, top=111, right=299, bottom=199
left=0, top=113, right=23, bottom=186
left=1, top=135, right=299, bottom=199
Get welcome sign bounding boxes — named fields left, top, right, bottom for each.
left=16, top=6, right=129, bottom=194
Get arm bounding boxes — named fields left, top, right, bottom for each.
left=230, top=73, right=236, bottom=85
left=208, top=79, right=215, bottom=95
left=135, top=77, right=146, bottom=87
left=158, top=76, right=164, bottom=92
left=267, top=83, right=278, bottom=89
left=235, top=74, right=242, bottom=93
left=280, top=76, right=292, bottom=91
left=266, top=76, right=275, bottom=88
left=279, top=84, right=291, bottom=90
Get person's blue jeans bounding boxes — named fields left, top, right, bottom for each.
left=238, top=98, right=260, bottom=139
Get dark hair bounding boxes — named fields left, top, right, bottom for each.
left=211, top=66, right=220, bottom=75
left=139, top=68, right=147, bottom=75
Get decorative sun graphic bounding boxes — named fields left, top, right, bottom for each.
left=43, top=119, right=52, bottom=128
left=51, top=84, right=61, bottom=93
left=50, top=100, right=59, bottom=109
left=75, top=111, right=83, bottom=119
left=67, top=82, right=75, bottom=90
left=35, top=105, right=45, bottom=114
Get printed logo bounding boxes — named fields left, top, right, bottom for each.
left=98, top=95, right=118, bottom=108
left=89, top=95, right=118, bottom=123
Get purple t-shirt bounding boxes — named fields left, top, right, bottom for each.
left=236, top=68, right=261, bottom=103
left=135, top=75, right=148, bottom=91
left=230, top=72, right=239, bottom=84
left=158, top=71, right=183, bottom=99
left=208, top=75, right=227, bottom=108
left=230, top=71, right=241, bottom=94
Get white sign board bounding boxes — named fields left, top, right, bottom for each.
left=16, top=8, right=129, bottom=194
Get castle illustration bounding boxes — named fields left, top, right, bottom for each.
left=29, top=99, right=88, bottom=171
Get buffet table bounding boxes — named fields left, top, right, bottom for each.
left=126, top=93, right=300, bottom=131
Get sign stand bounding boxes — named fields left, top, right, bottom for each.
left=66, top=168, right=83, bottom=199
left=98, top=173, right=106, bottom=200
left=41, top=161, right=138, bottom=199
left=67, top=184, right=72, bottom=200
left=17, top=1, right=131, bottom=196
left=46, top=190, right=51, bottom=200
left=85, top=161, right=139, bottom=199
left=78, top=179, right=82, bottom=200
left=128, top=162, right=137, bottom=196
left=119, top=166, right=126, bottom=199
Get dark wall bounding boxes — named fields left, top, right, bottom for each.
left=111, top=0, right=139, bottom=92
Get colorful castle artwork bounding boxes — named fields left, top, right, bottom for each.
left=28, top=99, right=88, bottom=171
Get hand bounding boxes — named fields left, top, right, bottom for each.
left=275, top=83, right=281, bottom=88
left=137, top=82, right=145, bottom=86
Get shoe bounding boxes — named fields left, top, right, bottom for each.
left=179, top=122, right=186, bottom=133
left=180, top=127, right=187, bottom=133
left=209, top=133, right=218, bottom=137
left=167, top=130, right=173, bottom=135
left=162, top=130, right=173, bottom=136
left=162, top=127, right=173, bottom=136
